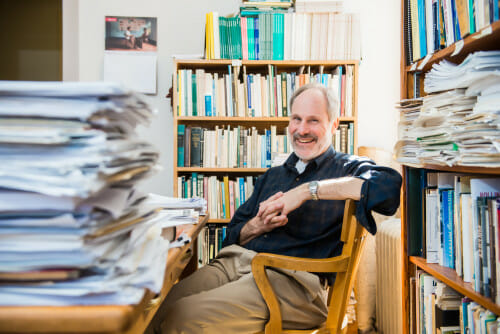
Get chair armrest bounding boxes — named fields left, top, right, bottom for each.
left=252, top=252, right=349, bottom=274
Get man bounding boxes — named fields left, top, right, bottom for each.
left=155, top=83, right=402, bottom=333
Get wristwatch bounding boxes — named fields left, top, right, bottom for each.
left=309, top=181, right=319, bottom=201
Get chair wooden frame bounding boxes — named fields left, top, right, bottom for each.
left=251, top=199, right=368, bottom=334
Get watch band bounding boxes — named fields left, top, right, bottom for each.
left=309, top=181, right=319, bottom=201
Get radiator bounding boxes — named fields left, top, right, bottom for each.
left=375, top=218, right=402, bottom=334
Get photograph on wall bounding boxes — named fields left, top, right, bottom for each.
left=105, top=16, right=157, bottom=52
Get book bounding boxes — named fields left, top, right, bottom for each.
left=177, top=124, right=186, bottom=167
left=470, top=178, right=500, bottom=293
left=190, top=127, right=202, bottom=167
left=455, top=0, right=470, bottom=37
left=487, top=198, right=497, bottom=301
left=229, top=180, right=235, bottom=217
left=407, top=168, right=426, bottom=256
left=223, top=176, right=230, bottom=219
left=426, top=187, right=440, bottom=263
left=441, top=189, right=455, bottom=269
left=184, top=126, right=191, bottom=167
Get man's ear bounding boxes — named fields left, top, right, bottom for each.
left=331, top=117, right=339, bottom=132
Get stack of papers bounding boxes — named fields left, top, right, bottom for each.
left=394, top=98, right=423, bottom=164
left=424, top=51, right=500, bottom=94
left=396, top=52, right=500, bottom=167
left=0, top=81, right=199, bottom=306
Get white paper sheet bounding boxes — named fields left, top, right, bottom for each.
left=103, top=52, right=157, bottom=94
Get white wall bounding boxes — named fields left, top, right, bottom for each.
left=63, top=0, right=401, bottom=196
left=345, top=0, right=401, bottom=153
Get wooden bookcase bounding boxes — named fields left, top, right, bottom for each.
left=399, top=6, right=500, bottom=334
left=172, top=59, right=359, bottom=225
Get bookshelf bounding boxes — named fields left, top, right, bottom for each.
left=400, top=1, right=500, bottom=332
left=172, top=59, right=358, bottom=264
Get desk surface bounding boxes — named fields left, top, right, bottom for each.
left=0, top=215, right=209, bottom=334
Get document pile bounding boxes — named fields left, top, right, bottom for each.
left=395, top=51, right=500, bottom=166
left=394, top=97, right=423, bottom=164
left=0, top=81, right=191, bottom=306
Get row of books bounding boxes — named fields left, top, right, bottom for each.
left=177, top=174, right=255, bottom=220
left=197, top=224, right=227, bottom=266
left=177, top=122, right=354, bottom=169
left=414, top=272, right=500, bottom=334
left=405, top=0, right=500, bottom=64
left=205, top=11, right=360, bottom=60
left=407, top=168, right=500, bottom=302
left=177, top=125, right=292, bottom=169
left=176, top=65, right=354, bottom=118
left=336, top=123, right=355, bottom=155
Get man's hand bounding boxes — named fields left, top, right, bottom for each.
left=239, top=191, right=286, bottom=245
left=257, top=183, right=310, bottom=225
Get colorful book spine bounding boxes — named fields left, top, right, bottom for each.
left=177, top=124, right=185, bottom=167
left=442, top=189, right=456, bottom=269
left=190, top=127, right=202, bottom=167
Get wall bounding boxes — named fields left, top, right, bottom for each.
left=63, top=0, right=401, bottom=196
left=345, top=0, right=401, bottom=153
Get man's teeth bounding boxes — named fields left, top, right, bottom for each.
left=297, top=138, right=313, bottom=143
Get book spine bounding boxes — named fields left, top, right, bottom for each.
left=266, top=129, right=271, bottom=168
left=184, top=126, right=191, bottom=167
left=239, top=177, right=246, bottom=205
left=177, top=124, right=185, bottom=167
left=254, top=16, right=260, bottom=60
left=190, top=127, right=202, bottom=167
left=192, top=73, right=197, bottom=116
left=229, top=180, right=235, bottom=217
left=443, top=189, right=455, bottom=269
left=224, top=176, right=230, bottom=219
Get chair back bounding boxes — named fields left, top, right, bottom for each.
left=324, top=199, right=368, bottom=331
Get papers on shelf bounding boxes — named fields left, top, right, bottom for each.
left=395, top=51, right=500, bottom=167
left=424, top=51, right=500, bottom=93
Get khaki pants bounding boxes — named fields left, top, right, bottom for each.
left=151, top=245, right=328, bottom=334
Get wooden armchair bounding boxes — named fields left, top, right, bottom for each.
left=251, top=199, right=368, bottom=334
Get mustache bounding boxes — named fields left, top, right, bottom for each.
left=293, top=133, right=318, bottom=141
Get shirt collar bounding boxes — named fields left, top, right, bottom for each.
left=284, top=146, right=335, bottom=171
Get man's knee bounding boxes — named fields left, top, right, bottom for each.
left=159, top=297, right=214, bottom=334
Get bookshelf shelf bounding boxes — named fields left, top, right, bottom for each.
left=404, top=20, right=500, bottom=73
left=410, top=256, right=500, bottom=315
left=209, top=218, right=231, bottom=224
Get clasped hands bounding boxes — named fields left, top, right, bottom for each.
left=255, top=185, right=308, bottom=231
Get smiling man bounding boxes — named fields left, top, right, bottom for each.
left=153, top=83, right=402, bottom=334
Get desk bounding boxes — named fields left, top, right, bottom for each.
left=0, top=215, right=209, bottom=333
